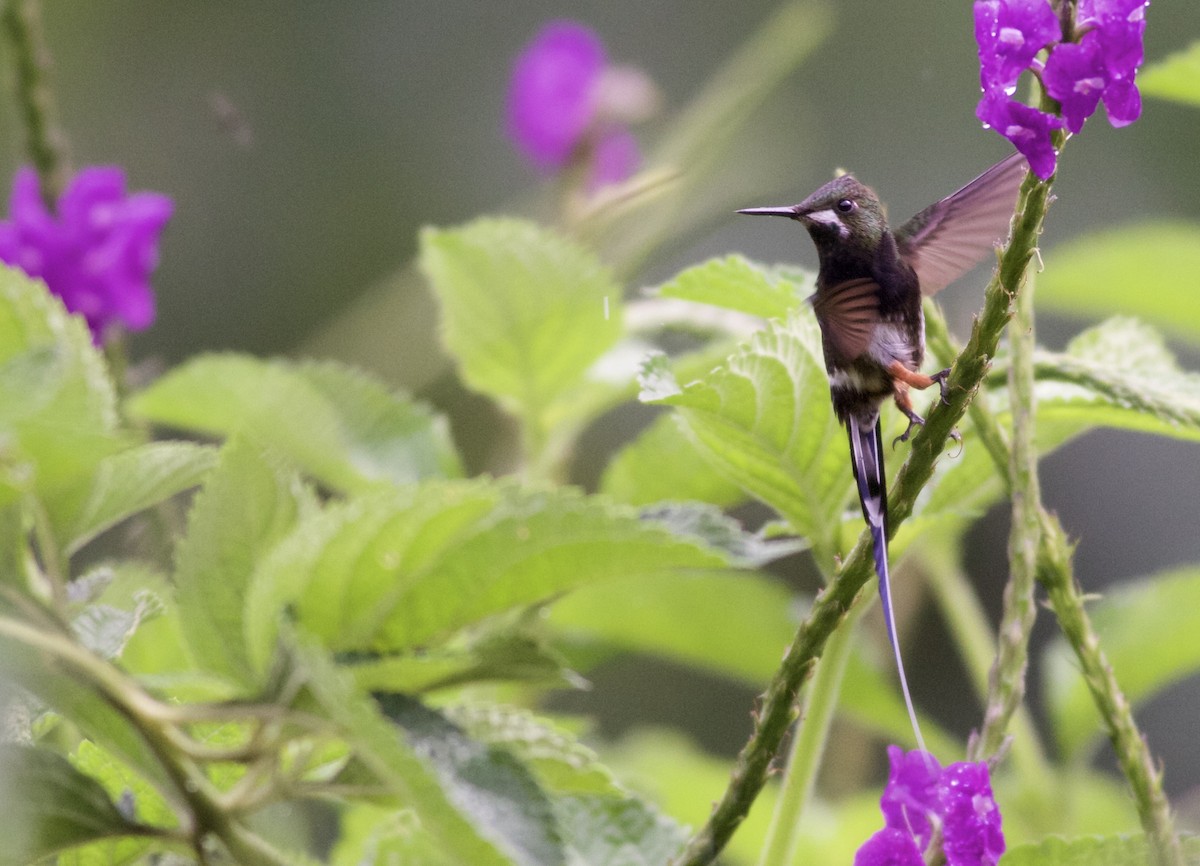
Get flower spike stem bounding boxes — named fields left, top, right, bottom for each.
left=674, top=164, right=1052, bottom=866
left=1036, top=513, right=1182, bottom=866
left=1, top=0, right=70, bottom=204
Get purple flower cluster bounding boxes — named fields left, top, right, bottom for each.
left=855, top=747, right=1005, bottom=866
left=506, top=20, right=654, bottom=192
left=0, top=166, right=172, bottom=342
left=974, top=0, right=1150, bottom=179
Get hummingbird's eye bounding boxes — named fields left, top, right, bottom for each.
left=836, top=199, right=856, bottom=214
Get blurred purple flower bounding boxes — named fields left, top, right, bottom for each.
left=856, top=747, right=1006, bottom=866
left=0, top=166, right=172, bottom=342
left=588, top=128, right=640, bottom=192
left=506, top=20, right=651, bottom=191
left=976, top=91, right=1063, bottom=179
left=506, top=21, right=607, bottom=170
left=974, top=0, right=1060, bottom=91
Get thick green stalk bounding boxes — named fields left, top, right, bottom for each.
left=1, top=0, right=70, bottom=204
left=1036, top=514, right=1182, bottom=865
left=756, top=602, right=863, bottom=866
left=674, top=167, right=1051, bottom=866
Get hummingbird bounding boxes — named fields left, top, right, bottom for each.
left=738, top=152, right=1026, bottom=750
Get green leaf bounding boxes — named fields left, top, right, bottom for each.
left=917, top=318, right=1200, bottom=535
left=554, top=794, right=687, bottom=866
left=600, top=413, right=746, bottom=508
left=656, top=254, right=811, bottom=321
left=60, top=741, right=178, bottom=866
left=348, top=629, right=581, bottom=695
left=174, top=438, right=304, bottom=687
left=646, top=308, right=849, bottom=551
left=378, top=694, right=564, bottom=866
left=129, top=355, right=461, bottom=492
left=418, top=218, right=622, bottom=426
left=998, top=834, right=1200, bottom=866
left=0, top=266, right=122, bottom=533
left=245, top=481, right=730, bottom=665
left=1037, top=223, right=1200, bottom=346
left=444, top=705, right=621, bottom=797
left=291, top=635, right=519, bottom=866
left=1140, top=40, right=1200, bottom=108
left=549, top=570, right=796, bottom=685
left=0, top=745, right=142, bottom=866
left=60, top=441, right=217, bottom=555
left=1044, top=566, right=1200, bottom=759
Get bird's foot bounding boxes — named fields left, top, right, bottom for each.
left=931, top=367, right=953, bottom=405
left=893, top=407, right=927, bottom=449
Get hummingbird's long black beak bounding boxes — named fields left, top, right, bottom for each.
left=736, top=205, right=800, bottom=218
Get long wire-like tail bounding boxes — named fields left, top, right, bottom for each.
left=847, top=413, right=927, bottom=754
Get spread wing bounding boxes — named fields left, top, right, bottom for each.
left=895, top=152, right=1027, bottom=296
left=811, top=276, right=881, bottom=364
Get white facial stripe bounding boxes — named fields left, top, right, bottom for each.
left=804, top=209, right=848, bottom=237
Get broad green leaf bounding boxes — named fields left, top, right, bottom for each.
left=0, top=266, right=122, bottom=530
left=174, top=438, right=304, bottom=687
left=554, top=794, right=687, bottom=866
left=1037, top=223, right=1200, bottom=346
left=60, top=441, right=217, bottom=555
left=444, top=705, right=621, bottom=797
left=130, top=354, right=460, bottom=492
left=1140, top=40, right=1200, bottom=108
left=656, top=255, right=811, bottom=321
left=645, top=308, right=849, bottom=551
left=378, top=695, right=564, bottom=866
left=600, top=413, right=746, bottom=508
left=291, top=635, right=518, bottom=866
left=418, top=218, right=622, bottom=426
left=348, top=630, right=580, bottom=695
left=330, top=803, right=457, bottom=866
left=1044, top=566, right=1200, bottom=759
left=61, top=741, right=179, bottom=866
left=999, top=834, right=1200, bottom=866
left=245, top=481, right=730, bottom=665
left=918, top=318, right=1200, bottom=534
left=0, top=613, right=167, bottom=788
left=550, top=570, right=796, bottom=685
left=0, top=745, right=141, bottom=866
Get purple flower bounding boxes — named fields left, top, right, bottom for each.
left=974, top=0, right=1061, bottom=91
left=506, top=21, right=607, bottom=171
left=588, top=128, right=640, bottom=192
left=505, top=20, right=651, bottom=191
left=940, top=762, right=1006, bottom=866
left=856, top=748, right=1006, bottom=866
left=1042, top=35, right=1108, bottom=132
left=855, top=827, right=924, bottom=866
left=976, top=91, right=1064, bottom=179
left=0, top=166, right=172, bottom=342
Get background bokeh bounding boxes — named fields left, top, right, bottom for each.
left=9, top=0, right=1200, bottom=804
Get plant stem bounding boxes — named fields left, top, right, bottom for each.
left=0, top=614, right=294, bottom=865
left=756, top=600, right=862, bottom=866
left=919, top=535, right=1049, bottom=786
left=968, top=205, right=1042, bottom=764
left=674, top=164, right=1050, bottom=866
left=1035, top=512, right=1182, bottom=865
left=1, top=0, right=70, bottom=204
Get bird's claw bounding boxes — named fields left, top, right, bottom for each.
left=931, top=367, right=953, bottom=405
left=892, top=409, right=927, bottom=449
